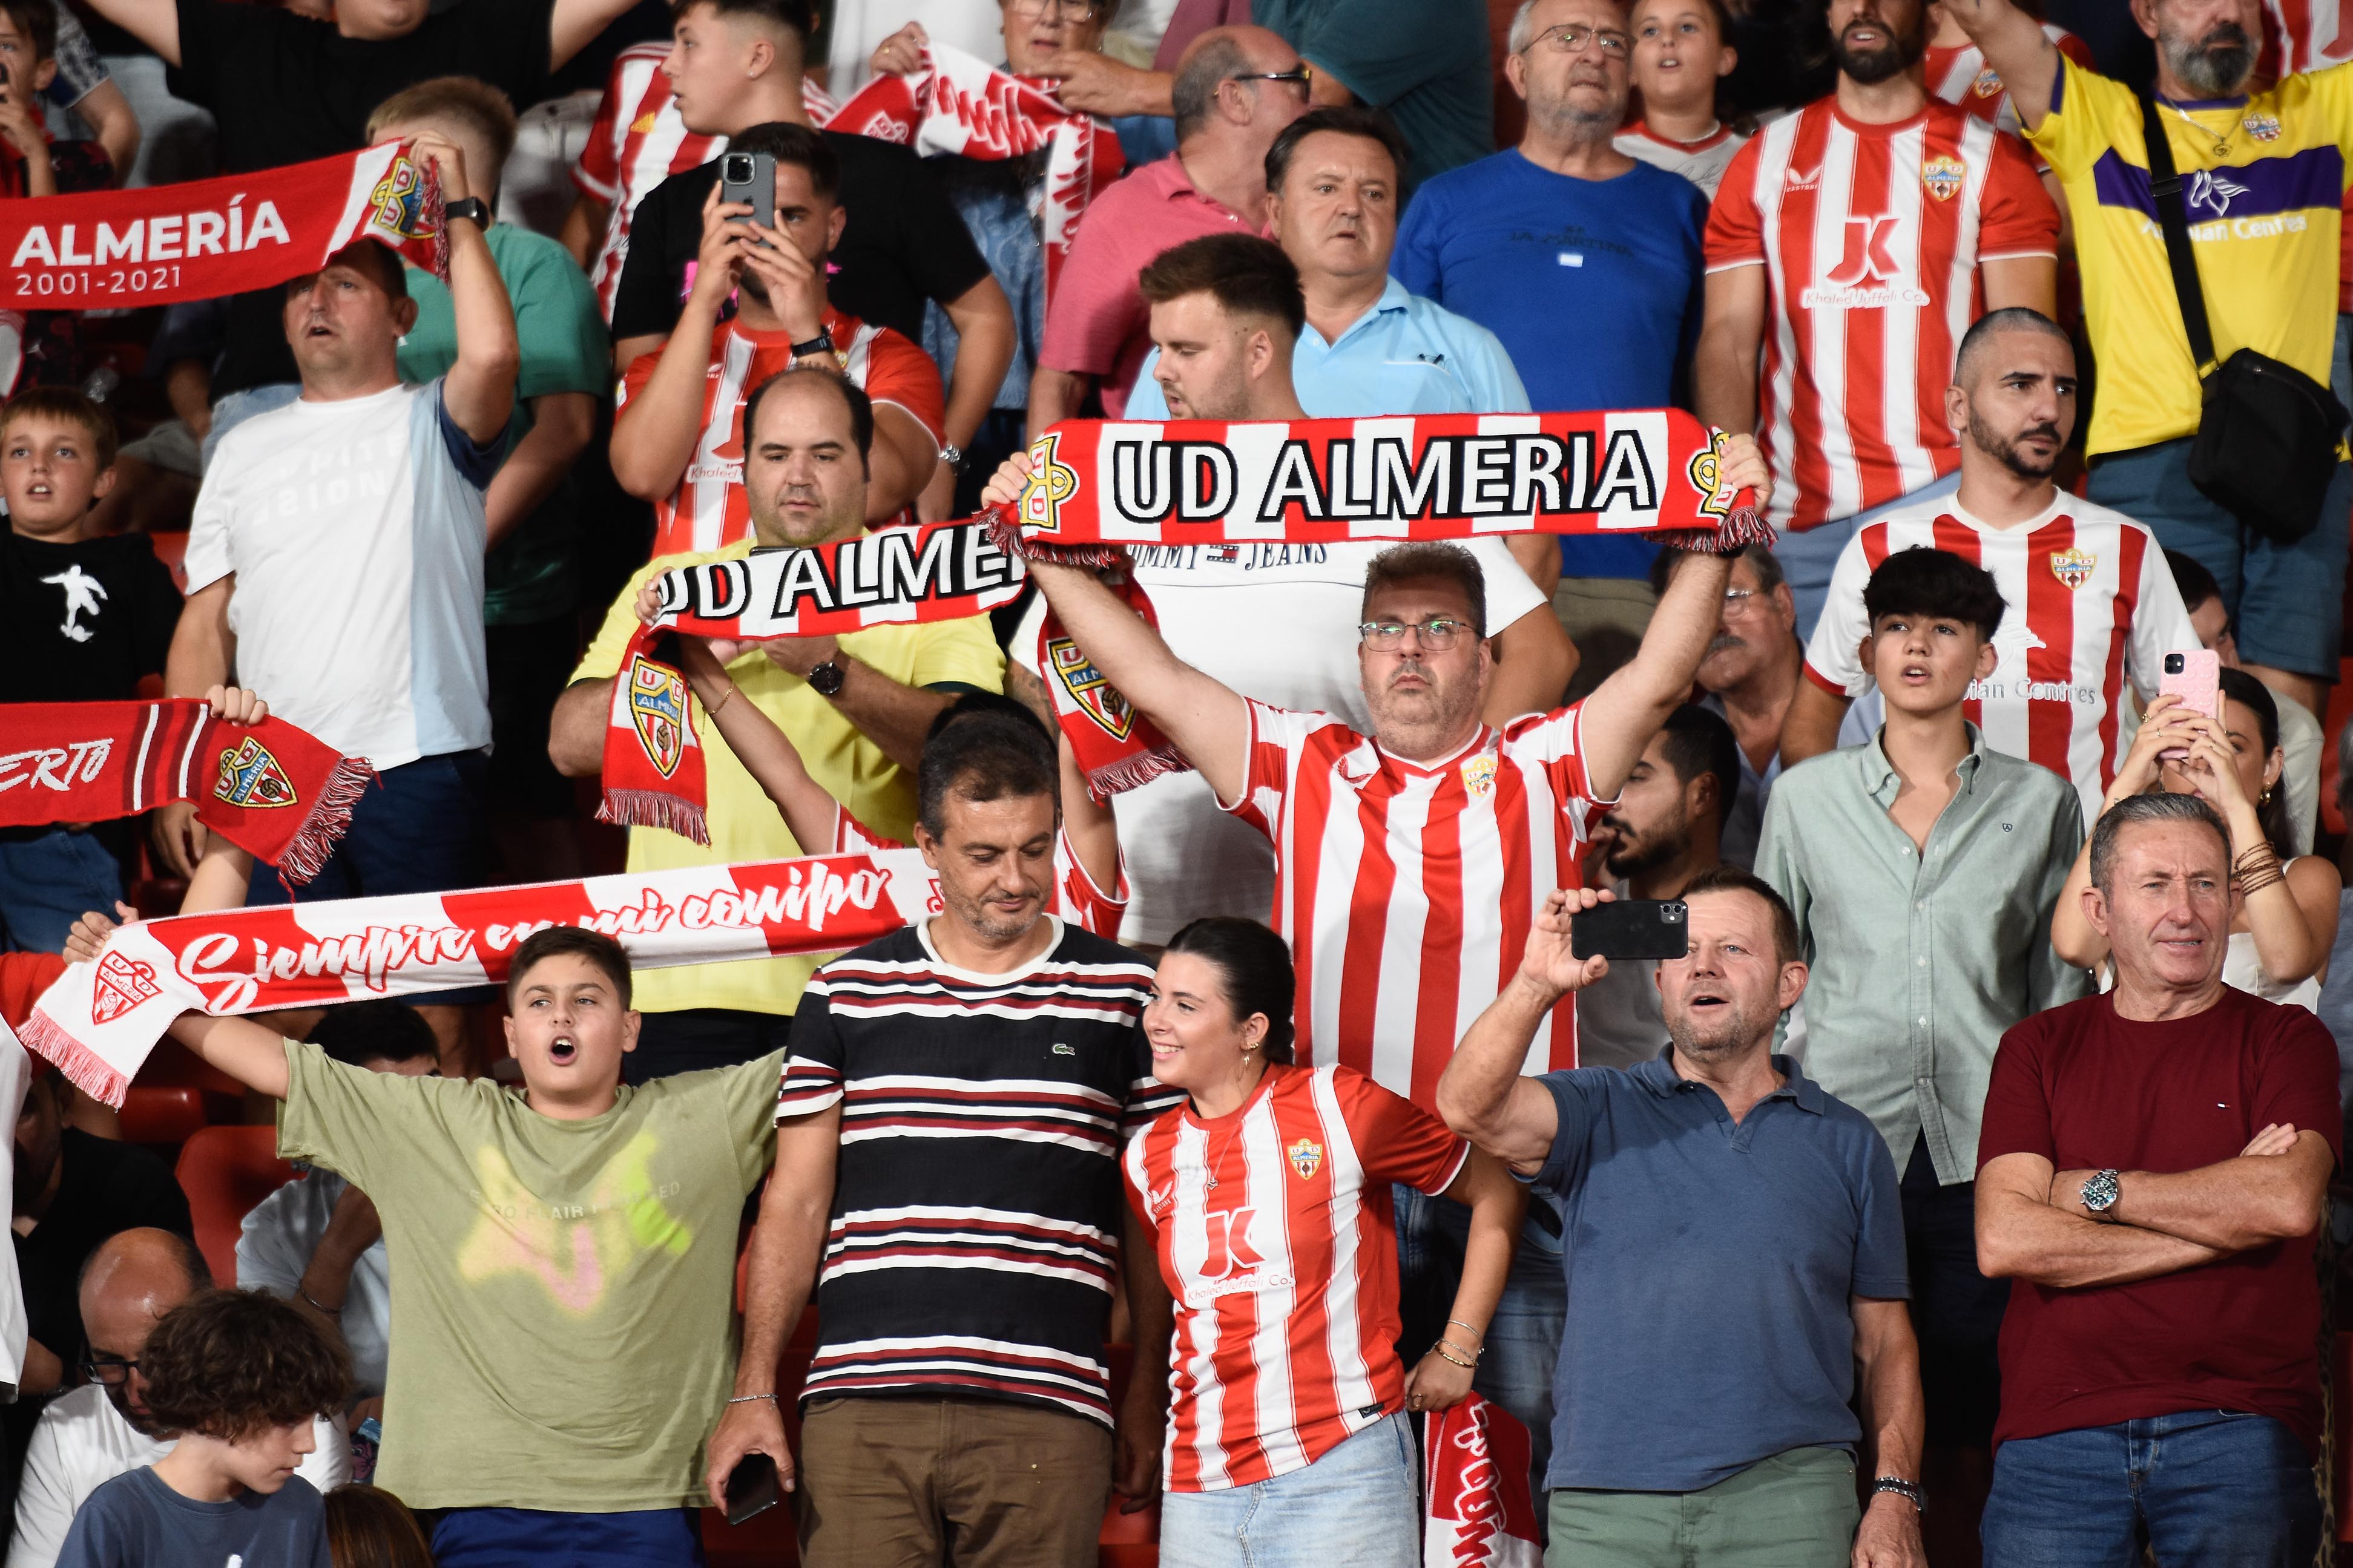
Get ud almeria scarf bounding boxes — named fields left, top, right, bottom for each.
left=0, top=140, right=446, bottom=310
left=0, top=701, right=373, bottom=884
left=822, top=42, right=1122, bottom=302
left=24, top=850, right=939, bottom=1104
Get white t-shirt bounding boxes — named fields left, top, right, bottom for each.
left=1016, top=539, right=1550, bottom=943
left=823, top=0, right=1010, bottom=95
left=6, top=1386, right=346, bottom=1568
left=184, top=381, right=499, bottom=770
left=0, top=1026, right=29, bottom=1389
left=237, top=1169, right=392, bottom=1399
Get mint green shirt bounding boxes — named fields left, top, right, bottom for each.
left=398, top=223, right=606, bottom=626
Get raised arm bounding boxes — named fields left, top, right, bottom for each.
left=1939, top=0, right=2062, bottom=132
left=417, top=137, right=519, bottom=447
left=1435, top=888, right=1603, bottom=1174
left=2052, top=1125, right=2332, bottom=1254
left=1485, top=599, right=1578, bottom=723
left=549, top=0, right=643, bottom=70
left=612, top=187, right=748, bottom=500
left=166, top=1012, right=293, bottom=1100
left=78, top=0, right=177, bottom=64
left=1976, top=1150, right=2227, bottom=1288
left=157, top=580, right=237, bottom=879
left=1575, top=547, right=1736, bottom=798
left=1777, top=678, right=1852, bottom=768
left=670, top=635, right=843, bottom=853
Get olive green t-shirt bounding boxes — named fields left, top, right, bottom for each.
left=275, top=1040, right=783, bottom=1511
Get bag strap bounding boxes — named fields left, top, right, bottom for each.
left=2139, top=94, right=2218, bottom=373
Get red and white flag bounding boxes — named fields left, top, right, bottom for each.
left=824, top=42, right=1122, bottom=301
left=1424, top=1396, right=1542, bottom=1568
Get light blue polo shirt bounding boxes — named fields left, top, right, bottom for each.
left=1121, top=275, right=1530, bottom=419
left=1530, top=1052, right=1908, bottom=1493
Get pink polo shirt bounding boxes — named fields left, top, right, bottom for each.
left=1036, top=153, right=1255, bottom=413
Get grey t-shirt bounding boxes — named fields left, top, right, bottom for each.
left=1530, top=1054, right=1908, bottom=1492
left=55, top=1467, right=329, bottom=1568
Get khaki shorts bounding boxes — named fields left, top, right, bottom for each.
left=1546, top=1446, right=1861, bottom=1567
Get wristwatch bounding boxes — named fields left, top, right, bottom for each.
left=1871, top=1477, right=1925, bottom=1512
left=789, top=330, right=837, bottom=362
left=2079, top=1168, right=2122, bottom=1218
left=805, top=658, right=848, bottom=698
left=940, top=443, right=965, bottom=470
left=443, top=196, right=490, bottom=229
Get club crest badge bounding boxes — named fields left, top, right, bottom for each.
left=627, top=654, right=691, bottom=779
left=1461, top=754, right=1498, bottom=801
left=366, top=153, right=435, bottom=244
left=91, top=951, right=161, bottom=1025
left=212, top=736, right=297, bottom=809
left=1048, top=637, right=1136, bottom=741
left=1288, top=1138, right=1323, bottom=1179
left=1921, top=154, right=1967, bottom=201
left=1685, top=428, right=1736, bottom=519
left=1970, top=67, right=2004, bottom=99
left=2049, top=546, right=2097, bottom=591
left=2243, top=111, right=2282, bottom=143
left=1021, top=431, right=1081, bottom=534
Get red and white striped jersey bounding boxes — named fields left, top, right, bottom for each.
left=1924, top=26, right=2095, bottom=135
left=1123, top=1062, right=1467, bottom=1491
left=1612, top=120, right=1749, bottom=197
left=576, top=44, right=722, bottom=322
left=1705, top=99, right=2058, bottom=533
left=1226, top=701, right=1602, bottom=1110
left=614, top=310, right=944, bottom=559
left=830, top=807, right=1128, bottom=939
left=1802, top=491, right=2201, bottom=821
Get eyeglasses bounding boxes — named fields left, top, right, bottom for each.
left=1360, top=617, right=1473, bottom=651
left=1229, top=64, right=1314, bottom=93
left=1721, top=587, right=1766, bottom=617
left=80, top=1354, right=138, bottom=1386
left=1523, top=22, right=1631, bottom=56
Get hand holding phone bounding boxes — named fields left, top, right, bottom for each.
left=724, top=1451, right=782, bottom=1526
left=719, top=151, right=776, bottom=241
left=2156, top=650, right=2220, bottom=760
left=1570, top=899, right=1690, bottom=962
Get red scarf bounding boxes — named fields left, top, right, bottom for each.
left=0, top=140, right=446, bottom=310
left=823, top=43, right=1122, bottom=301
left=1033, top=566, right=1185, bottom=801
left=0, top=702, right=374, bottom=884
left=1423, top=1396, right=1541, bottom=1567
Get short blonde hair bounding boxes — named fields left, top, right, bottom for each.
left=366, top=76, right=519, bottom=179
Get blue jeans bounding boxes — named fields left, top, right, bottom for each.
left=1981, top=1411, right=2320, bottom=1566
left=1772, top=469, right=1964, bottom=643
left=1394, top=1184, right=1563, bottom=1499
left=431, top=1506, right=705, bottom=1567
left=1159, top=1412, right=1420, bottom=1568
left=0, top=827, right=123, bottom=953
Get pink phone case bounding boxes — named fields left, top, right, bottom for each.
left=2157, top=649, right=2221, bottom=723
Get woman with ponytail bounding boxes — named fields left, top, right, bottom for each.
left=1120, top=916, right=1522, bottom=1567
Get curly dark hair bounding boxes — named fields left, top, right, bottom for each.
left=137, top=1289, right=349, bottom=1442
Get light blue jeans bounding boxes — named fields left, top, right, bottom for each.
left=1159, top=1412, right=1420, bottom=1568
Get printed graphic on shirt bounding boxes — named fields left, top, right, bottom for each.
left=41, top=564, right=107, bottom=641
left=456, top=1135, right=693, bottom=1316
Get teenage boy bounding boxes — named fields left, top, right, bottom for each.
left=0, top=388, right=179, bottom=954
left=1613, top=0, right=1746, bottom=195
left=156, top=924, right=784, bottom=1567
left=1757, top=545, right=2087, bottom=1541
left=53, top=1288, right=345, bottom=1568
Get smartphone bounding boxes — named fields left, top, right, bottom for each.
left=1570, top=899, right=1690, bottom=962
left=2157, top=649, right=2220, bottom=759
left=718, top=151, right=775, bottom=238
left=724, top=1452, right=782, bottom=1526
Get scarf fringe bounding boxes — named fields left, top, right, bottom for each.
left=597, top=789, right=712, bottom=847
left=15, top=1011, right=128, bottom=1106
left=979, top=504, right=1126, bottom=568
left=270, top=756, right=378, bottom=886
left=1082, top=743, right=1192, bottom=803
left=1660, top=507, right=1778, bottom=556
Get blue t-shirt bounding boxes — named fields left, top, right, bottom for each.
left=1394, top=151, right=1710, bottom=580
left=1529, top=1054, right=1907, bottom=1492
left=56, top=1467, right=329, bottom=1568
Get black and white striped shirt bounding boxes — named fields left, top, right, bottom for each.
left=777, top=917, right=1176, bottom=1425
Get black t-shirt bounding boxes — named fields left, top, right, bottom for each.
left=15, top=1130, right=194, bottom=1366
left=168, top=0, right=557, bottom=396
left=609, top=131, right=994, bottom=347
left=1, top=530, right=180, bottom=703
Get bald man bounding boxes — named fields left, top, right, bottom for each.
left=6, top=1229, right=347, bottom=1568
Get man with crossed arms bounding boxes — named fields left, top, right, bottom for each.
left=978, top=422, right=1768, bottom=1489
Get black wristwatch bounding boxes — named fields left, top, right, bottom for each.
left=443, top=196, right=490, bottom=229
left=805, top=658, right=847, bottom=698
left=789, top=330, right=837, bottom=362
left=1871, top=1477, right=1924, bottom=1512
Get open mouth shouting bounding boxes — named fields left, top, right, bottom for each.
left=547, top=1033, right=580, bottom=1068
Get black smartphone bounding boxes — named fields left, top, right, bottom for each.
left=724, top=1452, right=781, bottom=1526
left=718, top=151, right=775, bottom=237
left=1570, top=899, right=1690, bottom=962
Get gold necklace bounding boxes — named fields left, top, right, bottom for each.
left=1197, top=1054, right=1266, bottom=1192
left=2162, top=99, right=2236, bottom=160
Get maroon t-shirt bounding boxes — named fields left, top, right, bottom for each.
left=1978, top=986, right=2341, bottom=1452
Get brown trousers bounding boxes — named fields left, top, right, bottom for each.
left=797, top=1395, right=1113, bottom=1568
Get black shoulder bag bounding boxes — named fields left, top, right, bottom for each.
left=2138, top=94, right=2348, bottom=543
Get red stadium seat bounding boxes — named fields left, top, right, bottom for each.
left=173, top=1125, right=296, bottom=1287
left=119, top=1086, right=209, bottom=1153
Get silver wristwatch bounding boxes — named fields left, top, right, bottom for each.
left=940, top=442, right=964, bottom=470
left=2079, top=1168, right=2122, bottom=1217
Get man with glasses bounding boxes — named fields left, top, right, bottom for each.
left=1032, top=25, right=1309, bottom=433
left=8, top=1229, right=346, bottom=1568
left=1780, top=309, right=2200, bottom=827
left=1664, top=543, right=1803, bottom=867
left=1395, top=0, right=1714, bottom=684
left=982, top=431, right=1769, bottom=1494
left=1692, top=0, right=2059, bottom=641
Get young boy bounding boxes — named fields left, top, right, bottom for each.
left=54, top=1287, right=345, bottom=1568
left=0, top=387, right=180, bottom=953
left=160, top=923, right=781, bottom=1566
left=1756, top=546, right=2087, bottom=1536
left=1613, top=0, right=1746, bottom=197
left=0, top=0, right=115, bottom=396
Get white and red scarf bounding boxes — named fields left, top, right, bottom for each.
left=822, top=42, right=1122, bottom=301
left=0, top=701, right=373, bottom=884
left=22, top=850, right=938, bottom=1105
left=1423, top=1396, right=1542, bottom=1568
left=0, top=140, right=446, bottom=310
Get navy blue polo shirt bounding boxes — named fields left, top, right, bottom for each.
left=1530, top=1052, right=1907, bottom=1492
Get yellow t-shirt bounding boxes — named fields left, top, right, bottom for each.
left=573, top=539, right=1004, bottom=1015
left=2028, top=54, right=2353, bottom=456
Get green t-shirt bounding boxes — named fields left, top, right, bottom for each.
left=397, top=223, right=608, bottom=626
left=275, top=1039, right=782, bottom=1512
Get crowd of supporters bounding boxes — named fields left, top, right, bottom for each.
left=2, top=0, right=2353, bottom=1562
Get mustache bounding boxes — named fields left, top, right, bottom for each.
left=1706, top=632, right=1746, bottom=655
left=2197, top=21, right=2253, bottom=48
left=2016, top=422, right=2063, bottom=445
